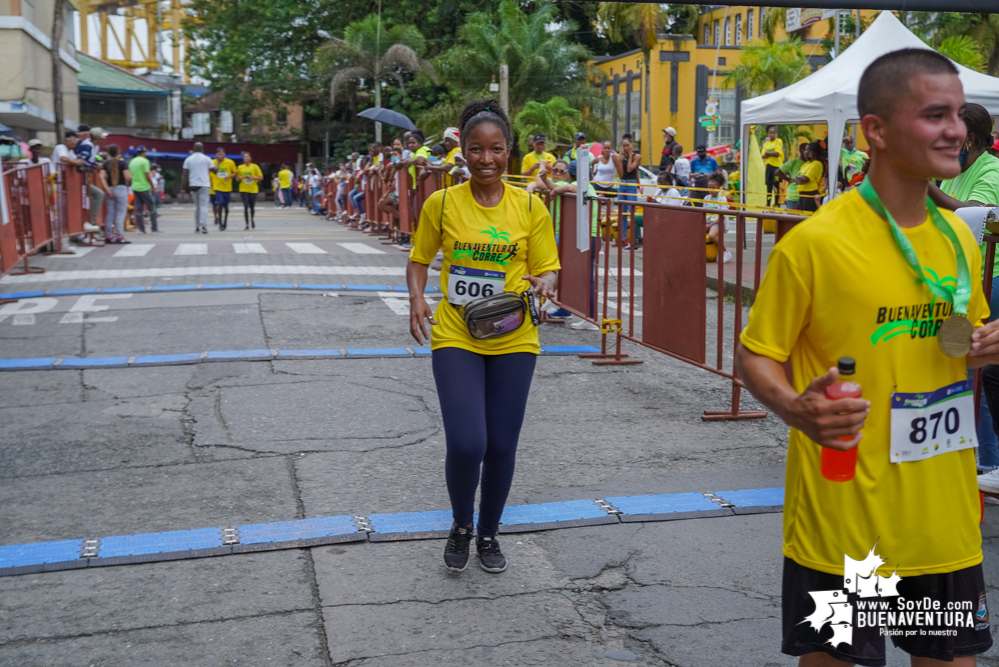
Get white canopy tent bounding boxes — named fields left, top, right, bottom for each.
left=739, top=10, right=999, bottom=202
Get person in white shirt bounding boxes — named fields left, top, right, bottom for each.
left=180, top=142, right=217, bottom=234
left=671, top=144, right=691, bottom=191
left=18, top=139, right=51, bottom=168
left=51, top=132, right=82, bottom=169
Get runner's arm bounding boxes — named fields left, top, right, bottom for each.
left=735, top=345, right=869, bottom=450
left=406, top=260, right=437, bottom=344
left=928, top=181, right=998, bottom=210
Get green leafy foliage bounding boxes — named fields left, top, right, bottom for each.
left=423, top=0, right=608, bottom=140
left=937, top=35, right=987, bottom=72
left=514, top=97, right=582, bottom=153
left=723, top=38, right=809, bottom=96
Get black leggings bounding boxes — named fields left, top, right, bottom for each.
left=432, top=347, right=537, bottom=537
left=240, top=192, right=257, bottom=224
left=765, top=164, right=780, bottom=207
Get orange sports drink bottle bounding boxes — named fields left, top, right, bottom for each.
left=822, top=357, right=862, bottom=482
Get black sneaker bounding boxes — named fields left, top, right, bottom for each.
left=442, top=523, right=473, bottom=573
left=476, top=536, right=507, bottom=573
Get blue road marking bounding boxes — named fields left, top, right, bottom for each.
left=1, top=284, right=447, bottom=300
left=0, top=357, right=57, bottom=370
left=98, top=528, right=223, bottom=558
left=713, top=487, right=784, bottom=508
left=607, top=492, right=722, bottom=515
left=239, top=516, right=358, bottom=545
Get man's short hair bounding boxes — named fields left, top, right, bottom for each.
left=858, top=48, right=958, bottom=120
left=64, top=130, right=77, bottom=139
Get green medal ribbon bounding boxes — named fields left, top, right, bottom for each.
left=858, top=178, right=971, bottom=317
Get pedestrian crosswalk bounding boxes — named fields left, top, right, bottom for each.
left=58, top=241, right=387, bottom=258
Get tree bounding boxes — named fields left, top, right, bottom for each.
left=595, top=3, right=698, bottom=166
left=423, top=0, right=607, bottom=142
left=514, top=97, right=581, bottom=153
left=723, top=38, right=808, bottom=96
left=761, top=8, right=810, bottom=44
left=316, top=14, right=435, bottom=141
left=937, top=35, right=987, bottom=73
left=930, top=13, right=999, bottom=76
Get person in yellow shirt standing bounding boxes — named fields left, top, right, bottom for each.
left=520, top=133, right=555, bottom=178
left=212, top=147, right=236, bottom=230
left=762, top=125, right=785, bottom=207
left=236, top=152, right=263, bottom=229
left=794, top=142, right=825, bottom=213
left=407, top=98, right=560, bottom=575
left=277, top=165, right=293, bottom=209
left=737, top=49, right=999, bottom=666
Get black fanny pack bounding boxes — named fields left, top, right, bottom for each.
left=458, top=290, right=540, bottom=340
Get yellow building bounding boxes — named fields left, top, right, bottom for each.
left=591, top=7, right=876, bottom=164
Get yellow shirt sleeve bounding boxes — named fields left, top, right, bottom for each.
left=739, top=237, right=813, bottom=363
left=409, top=190, right=444, bottom=265
left=527, top=196, right=561, bottom=277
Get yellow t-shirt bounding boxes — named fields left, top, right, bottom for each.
left=409, top=181, right=561, bottom=355
left=740, top=188, right=988, bottom=577
left=236, top=163, right=262, bottom=193
left=798, top=160, right=823, bottom=194
left=278, top=169, right=293, bottom=189
left=521, top=151, right=556, bottom=175
left=762, top=138, right=784, bottom=168
left=443, top=146, right=462, bottom=187
left=212, top=158, right=236, bottom=193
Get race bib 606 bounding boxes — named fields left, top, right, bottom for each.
left=447, top=266, right=505, bottom=306
left=889, top=380, right=976, bottom=463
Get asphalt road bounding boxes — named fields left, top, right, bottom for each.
left=0, top=202, right=996, bottom=667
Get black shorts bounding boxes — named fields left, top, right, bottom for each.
left=782, top=557, right=992, bottom=666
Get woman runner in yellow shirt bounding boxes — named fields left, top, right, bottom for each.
left=407, top=98, right=561, bottom=575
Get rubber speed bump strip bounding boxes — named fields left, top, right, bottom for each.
left=0, top=284, right=441, bottom=300
left=496, top=499, right=618, bottom=533
left=0, top=488, right=783, bottom=576
left=605, top=492, right=734, bottom=522
left=233, top=515, right=366, bottom=553
left=712, top=487, right=784, bottom=515
left=0, top=347, right=601, bottom=371
left=368, top=509, right=456, bottom=542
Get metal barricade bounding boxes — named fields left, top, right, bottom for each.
left=551, top=194, right=809, bottom=421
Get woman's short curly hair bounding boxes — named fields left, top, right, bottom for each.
left=458, top=98, right=512, bottom=150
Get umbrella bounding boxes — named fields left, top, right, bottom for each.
left=357, top=107, right=417, bottom=131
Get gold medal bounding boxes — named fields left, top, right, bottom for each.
left=938, top=315, right=974, bottom=358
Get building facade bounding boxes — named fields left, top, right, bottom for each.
left=0, top=0, right=80, bottom=143
left=591, top=6, right=875, bottom=163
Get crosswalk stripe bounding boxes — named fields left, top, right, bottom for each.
left=51, top=247, right=96, bottom=259
left=233, top=243, right=267, bottom=254
left=337, top=242, right=384, bottom=255
left=114, top=244, right=155, bottom=257
left=1, top=265, right=410, bottom=284
left=175, top=244, right=208, bottom=256
left=286, top=243, right=327, bottom=254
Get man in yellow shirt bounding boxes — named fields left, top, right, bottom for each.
left=737, top=49, right=999, bottom=666
left=236, top=152, right=263, bottom=229
left=520, top=133, right=555, bottom=178
left=762, top=124, right=785, bottom=206
left=212, top=147, right=236, bottom=230
left=277, top=164, right=293, bottom=209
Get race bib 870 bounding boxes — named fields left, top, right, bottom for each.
left=889, top=380, right=976, bottom=464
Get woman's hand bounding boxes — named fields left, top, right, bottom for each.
left=409, top=297, right=437, bottom=344
left=523, top=272, right=557, bottom=300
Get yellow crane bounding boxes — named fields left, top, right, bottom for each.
left=76, top=0, right=194, bottom=82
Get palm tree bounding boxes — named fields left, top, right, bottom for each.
left=723, top=38, right=809, bottom=96
left=316, top=14, right=435, bottom=141
left=931, top=13, right=999, bottom=76
left=595, top=3, right=698, bottom=167
left=937, top=35, right=987, bottom=73
left=513, top=97, right=581, bottom=154
left=422, top=0, right=607, bottom=140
